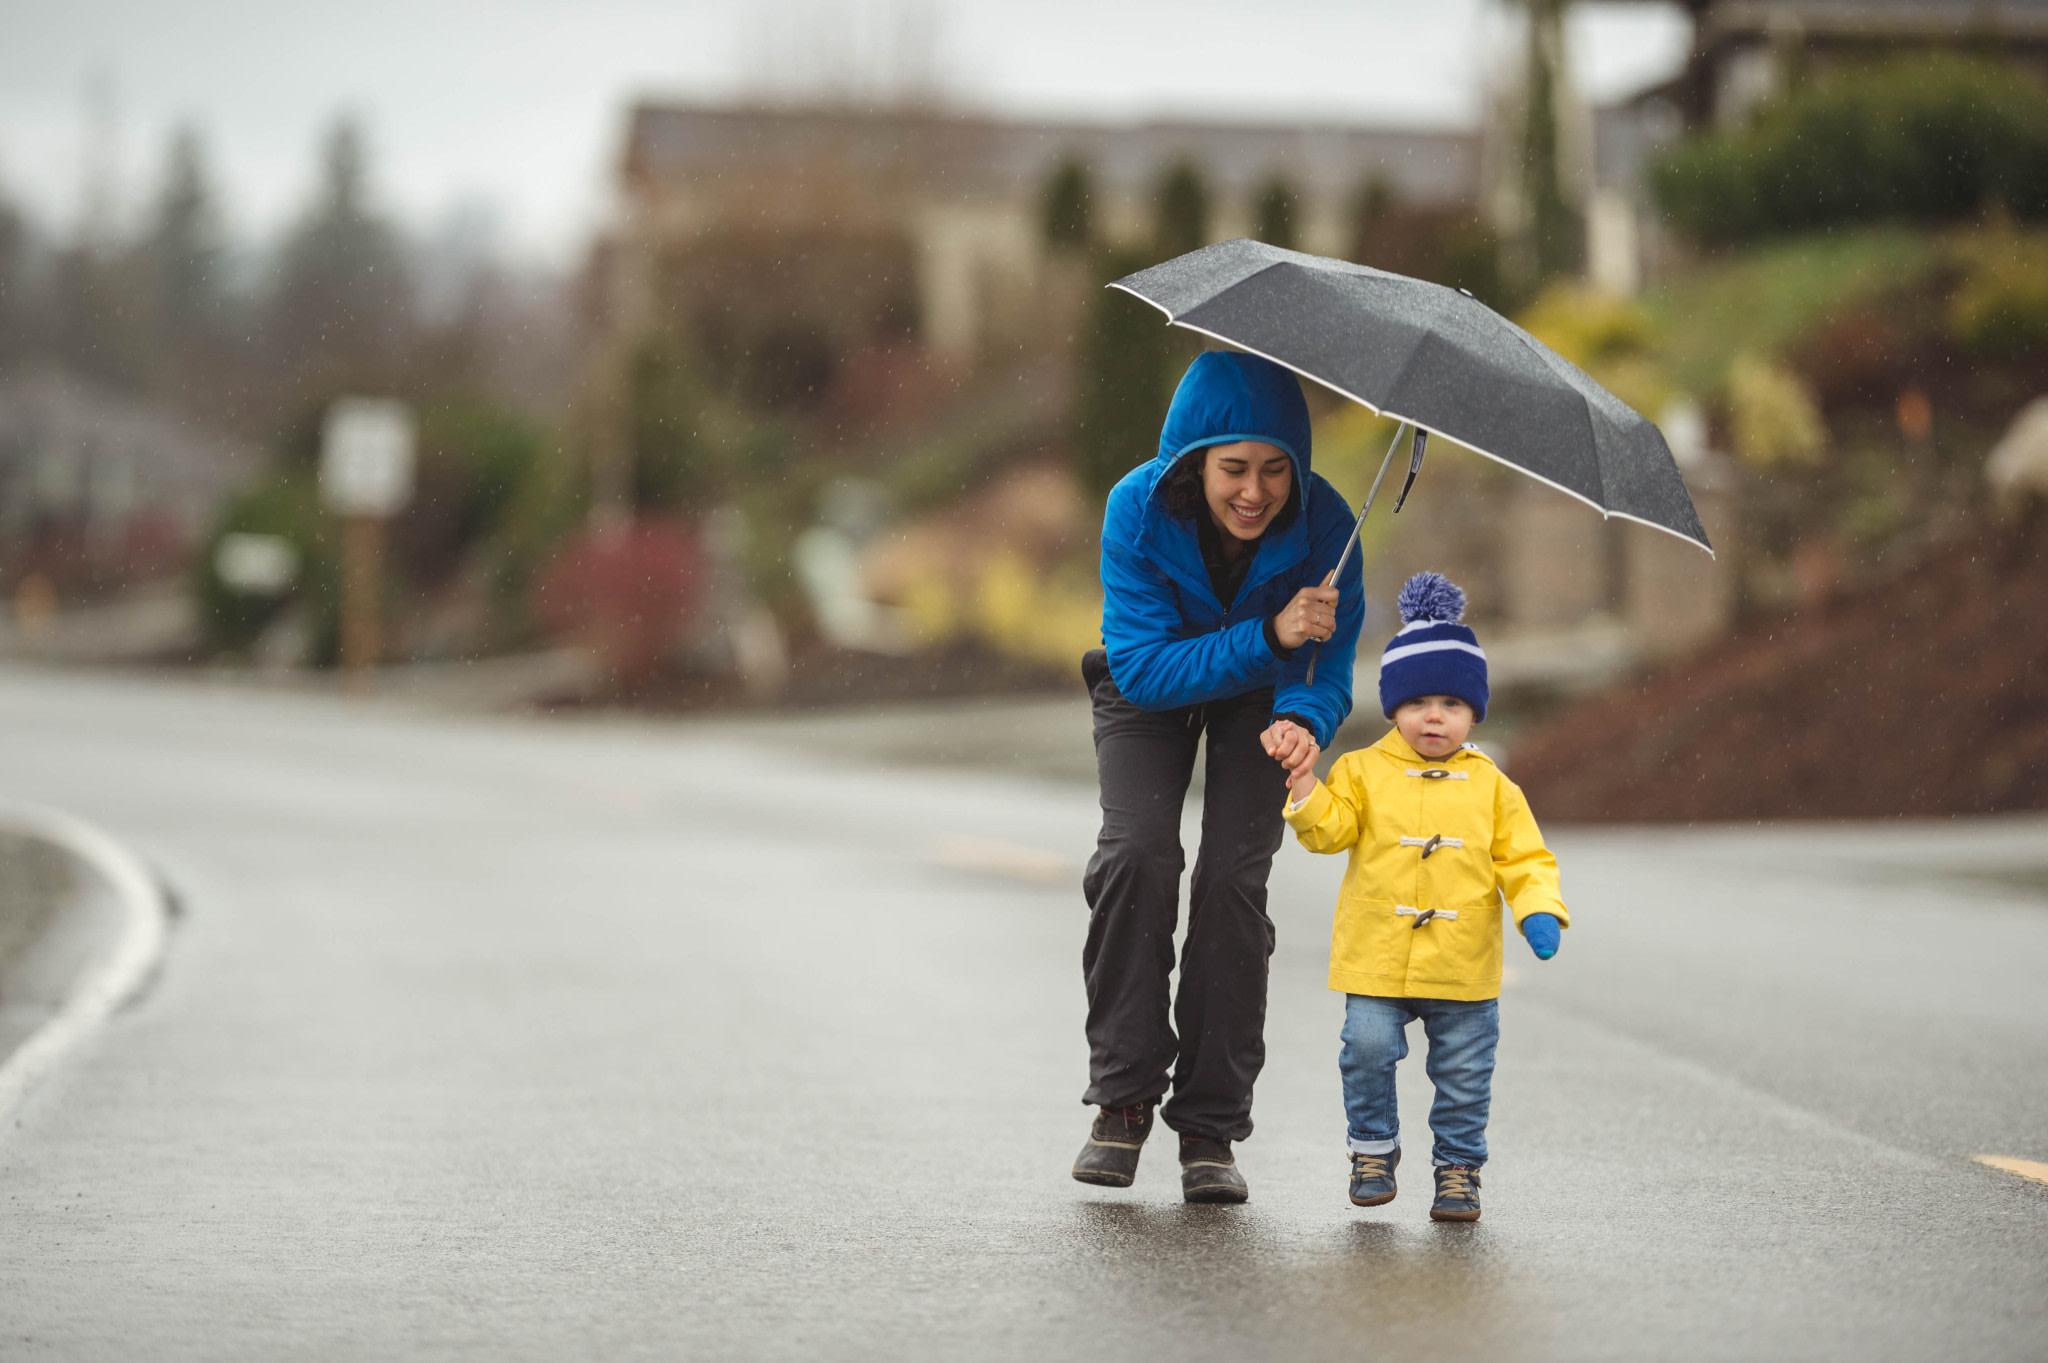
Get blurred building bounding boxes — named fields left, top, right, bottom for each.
left=599, top=101, right=1480, bottom=368
left=1618, top=0, right=2048, bottom=131
left=1582, top=0, right=2048, bottom=292
left=0, top=368, right=257, bottom=589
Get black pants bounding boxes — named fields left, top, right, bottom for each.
left=1079, top=648, right=1288, bottom=1143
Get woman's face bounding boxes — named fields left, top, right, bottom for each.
left=1201, top=441, right=1293, bottom=544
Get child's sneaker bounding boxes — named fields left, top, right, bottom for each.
left=1430, top=1165, right=1482, bottom=1221
left=1179, top=1136, right=1250, bottom=1204
left=1348, top=1147, right=1400, bottom=1206
left=1071, top=1102, right=1155, bottom=1187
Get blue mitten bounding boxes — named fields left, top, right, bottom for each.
left=1521, top=913, right=1561, bottom=960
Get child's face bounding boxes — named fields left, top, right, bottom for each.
left=1394, top=695, right=1474, bottom=759
left=1201, top=441, right=1293, bottom=543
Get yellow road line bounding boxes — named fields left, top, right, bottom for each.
left=1973, top=1155, right=2048, bottom=1187
left=929, top=836, right=1074, bottom=886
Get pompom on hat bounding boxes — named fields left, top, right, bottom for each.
left=1378, top=571, right=1490, bottom=722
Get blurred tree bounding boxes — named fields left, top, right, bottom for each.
left=1519, top=0, right=1584, bottom=287
left=46, top=243, right=147, bottom=391
left=1345, top=172, right=1398, bottom=265
left=1153, top=158, right=1212, bottom=258
left=629, top=334, right=751, bottom=511
left=0, top=184, right=25, bottom=370
left=1253, top=175, right=1299, bottom=250
left=1075, top=248, right=1172, bottom=501
left=267, top=118, right=410, bottom=394
left=138, top=124, right=231, bottom=396
left=1041, top=155, right=1095, bottom=255
left=38, top=69, right=146, bottom=389
left=1437, top=219, right=1511, bottom=307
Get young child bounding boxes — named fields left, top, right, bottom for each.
left=1275, top=571, right=1566, bottom=1222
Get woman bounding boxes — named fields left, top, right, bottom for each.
left=1072, top=349, right=1364, bottom=1203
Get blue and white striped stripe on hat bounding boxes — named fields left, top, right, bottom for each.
left=1379, top=572, right=1489, bottom=721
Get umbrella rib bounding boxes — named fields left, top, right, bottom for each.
left=1488, top=315, right=1623, bottom=508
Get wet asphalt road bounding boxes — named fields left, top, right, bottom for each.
left=2, top=666, right=2046, bottom=1361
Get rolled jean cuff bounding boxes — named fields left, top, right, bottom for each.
left=1347, top=1135, right=1399, bottom=1155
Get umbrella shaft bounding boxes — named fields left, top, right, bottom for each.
left=1305, top=421, right=1406, bottom=689
left=1324, top=422, right=1407, bottom=588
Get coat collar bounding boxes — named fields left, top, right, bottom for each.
left=1370, top=728, right=1484, bottom=766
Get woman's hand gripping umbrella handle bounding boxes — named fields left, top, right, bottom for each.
left=1304, top=423, right=1427, bottom=686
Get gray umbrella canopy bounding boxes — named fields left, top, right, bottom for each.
left=1112, top=238, right=1713, bottom=554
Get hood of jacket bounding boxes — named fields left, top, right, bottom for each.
left=1147, top=349, right=1314, bottom=495
left=1113, top=351, right=1317, bottom=600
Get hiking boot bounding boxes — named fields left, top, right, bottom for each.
left=1430, top=1165, right=1482, bottom=1222
left=1348, top=1146, right=1400, bottom=1207
left=1071, top=1102, right=1155, bottom=1187
left=1179, top=1136, right=1249, bottom=1204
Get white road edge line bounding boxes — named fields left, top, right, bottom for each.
left=0, top=803, right=170, bottom=1122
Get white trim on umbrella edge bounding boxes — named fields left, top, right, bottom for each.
left=1104, top=282, right=1716, bottom=559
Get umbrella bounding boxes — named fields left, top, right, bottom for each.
left=1110, top=238, right=1714, bottom=556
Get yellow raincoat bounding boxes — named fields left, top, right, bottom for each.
left=1283, top=729, right=1567, bottom=1002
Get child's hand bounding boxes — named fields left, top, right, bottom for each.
left=1284, top=741, right=1320, bottom=801
left=1521, top=913, right=1561, bottom=960
left=1263, top=720, right=1319, bottom=801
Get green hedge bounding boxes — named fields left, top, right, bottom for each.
left=1650, top=57, right=2048, bottom=245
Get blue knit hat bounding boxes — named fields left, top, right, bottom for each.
left=1379, top=572, right=1489, bottom=722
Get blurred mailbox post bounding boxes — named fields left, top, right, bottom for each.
left=320, top=398, right=415, bottom=686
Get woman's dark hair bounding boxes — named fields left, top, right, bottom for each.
left=1159, top=446, right=1301, bottom=531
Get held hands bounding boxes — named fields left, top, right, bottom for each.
left=1272, top=586, right=1340, bottom=650
left=1261, top=720, right=1321, bottom=801
left=1521, top=913, right=1562, bottom=961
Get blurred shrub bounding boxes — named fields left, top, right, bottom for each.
left=1516, top=284, right=1656, bottom=367
left=192, top=472, right=339, bottom=661
left=198, top=395, right=561, bottom=663
left=391, top=399, right=546, bottom=588
left=531, top=519, right=707, bottom=688
left=888, top=547, right=1099, bottom=671
left=1726, top=353, right=1828, bottom=468
left=1783, top=299, right=1922, bottom=412
left=1651, top=57, right=2048, bottom=244
left=1947, top=230, right=2048, bottom=359
left=1514, top=284, right=1674, bottom=420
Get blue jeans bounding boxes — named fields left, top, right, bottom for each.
left=1339, top=994, right=1499, bottom=1168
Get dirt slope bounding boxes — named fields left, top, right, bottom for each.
left=1507, top=512, right=2048, bottom=823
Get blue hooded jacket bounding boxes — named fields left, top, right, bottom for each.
left=1098, top=351, right=1365, bottom=746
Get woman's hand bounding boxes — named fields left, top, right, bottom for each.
left=1261, top=721, right=1319, bottom=797
left=1271, top=586, right=1339, bottom=650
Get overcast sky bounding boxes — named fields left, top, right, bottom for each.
left=0, top=0, right=1690, bottom=268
